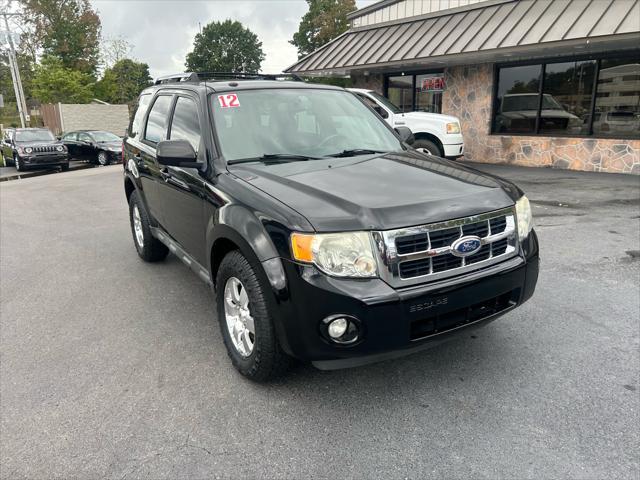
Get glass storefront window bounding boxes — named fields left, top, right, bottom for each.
left=415, top=73, right=444, bottom=113
left=493, top=64, right=541, bottom=134
left=540, top=60, right=596, bottom=135
left=593, top=58, right=640, bottom=138
left=387, top=75, right=413, bottom=112
left=492, top=54, right=639, bottom=139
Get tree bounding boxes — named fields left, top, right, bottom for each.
left=95, top=59, right=152, bottom=104
left=185, top=20, right=265, bottom=73
left=291, top=0, right=356, bottom=59
left=31, top=56, right=94, bottom=103
left=21, top=0, right=101, bottom=75
left=100, top=35, right=133, bottom=70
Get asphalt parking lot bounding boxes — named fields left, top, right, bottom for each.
left=1, top=163, right=639, bottom=479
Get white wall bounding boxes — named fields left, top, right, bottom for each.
left=351, top=0, right=487, bottom=27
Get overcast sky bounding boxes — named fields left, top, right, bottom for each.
left=91, top=0, right=375, bottom=79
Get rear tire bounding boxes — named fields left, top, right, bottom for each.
left=216, top=250, right=290, bottom=381
left=413, top=139, right=442, bottom=157
left=128, top=190, right=169, bottom=262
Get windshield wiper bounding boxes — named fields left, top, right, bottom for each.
left=326, top=149, right=388, bottom=158
left=228, top=153, right=321, bottom=165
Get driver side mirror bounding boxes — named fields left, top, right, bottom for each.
left=157, top=139, right=200, bottom=168
left=395, top=126, right=415, bottom=145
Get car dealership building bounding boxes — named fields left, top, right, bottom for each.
left=286, top=0, right=640, bottom=174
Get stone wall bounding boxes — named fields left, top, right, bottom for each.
left=442, top=64, right=640, bottom=174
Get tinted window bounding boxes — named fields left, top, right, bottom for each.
left=593, top=58, right=640, bottom=137
left=387, top=75, right=413, bottom=112
left=129, top=93, right=152, bottom=139
left=144, top=95, right=173, bottom=144
left=169, top=97, right=201, bottom=152
left=79, top=132, right=92, bottom=142
left=540, top=60, right=596, bottom=135
left=62, top=132, right=77, bottom=141
left=494, top=65, right=541, bottom=134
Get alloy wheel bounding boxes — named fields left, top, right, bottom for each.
left=223, top=277, right=255, bottom=357
left=98, top=152, right=108, bottom=166
left=132, top=205, right=144, bottom=247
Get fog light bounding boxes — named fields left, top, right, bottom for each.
left=328, top=317, right=348, bottom=339
left=321, top=315, right=362, bottom=345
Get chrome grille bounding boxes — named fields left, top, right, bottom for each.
left=371, top=208, right=518, bottom=288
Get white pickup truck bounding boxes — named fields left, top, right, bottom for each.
left=348, top=88, right=464, bottom=159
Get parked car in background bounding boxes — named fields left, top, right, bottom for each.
left=1, top=128, right=69, bottom=171
left=494, top=93, right=582, bottom=134
left=61, top=130, right=122, bottom=165
left=348, top=88, right=464, bottom=158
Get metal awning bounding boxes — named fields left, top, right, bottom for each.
left=286, top=0, right=640, bottom=74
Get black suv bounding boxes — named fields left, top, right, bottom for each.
left=1, top=128, right=69, bottom=171
left=123, top=73, right=539, bottom=381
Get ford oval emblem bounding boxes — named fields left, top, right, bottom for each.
left=451, top=236, right=482, bottom=257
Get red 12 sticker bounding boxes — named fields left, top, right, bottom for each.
left=217, top=93, right=240, bottom=108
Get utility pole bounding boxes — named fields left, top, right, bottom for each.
left=2, top=10, right=28, bottom=127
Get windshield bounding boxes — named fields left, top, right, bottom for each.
left=15, top=130, right=55, bottom=142
left=211, top=88, right=404, bottom=163
left=368, top=91, right=402, bottom=114
left=502, top=94, right=563, bottom=112
left=91, top=131, right=120, bottom=142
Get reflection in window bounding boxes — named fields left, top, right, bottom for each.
left=387, top=75, right=413, bottom=112
left=540, top=60, right=595, bottom=135
left=170, top=97, right=201, bottom=152
left=144, top=95, right=172, bottom=144
left=594, top=58, right=640, bottom=138
left=493, top=65, right=541, bottom=134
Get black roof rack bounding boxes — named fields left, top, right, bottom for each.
left=153, top=72, right=304, bottom=85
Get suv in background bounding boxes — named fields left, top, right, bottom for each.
left=1, top=128, right=69, bottom=172
left=348, top=88, right=464, bottom=158
left=123, top=73, right=538, bottom=381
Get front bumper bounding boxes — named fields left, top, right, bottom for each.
left=443, top=142, right=464, bottom=158
left=20, top=153, right=68, bottom=167
left=270, top=231, right=539, bottom=369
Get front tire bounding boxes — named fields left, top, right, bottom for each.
left=128, top=190, right=169, bottom=262
left=14, top=154, right=24, bottom=171
left=97, top=151, right=109, bottom=166
left=413, top=139, right=442, bottom=157
left=61, top=162, right=70, bottom=171
left=216, top=250, right=290, bottom=381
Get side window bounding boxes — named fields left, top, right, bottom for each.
left=129, top=93, right=152, bottom=139
left=79, top=133, right=92, bottom=142
left=63, top=132, right=77, bottom=141
left=169, top=97, right=201, bottom=152
left=144, top=95, right=173, bottom=144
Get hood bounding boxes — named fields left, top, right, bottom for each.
left=401, top=111, right=460, bottom=124
left=15, top=140, right=62, bottom=147
left=231, top=151, right=521, bottom=232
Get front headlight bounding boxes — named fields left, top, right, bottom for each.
left=446, top=122, right=460, bottom=134
left=24, top=147, right=33, bottom=154
left=56, top=145, right=64, bottom=152
left=291, top=232, right=378, bottom=278
left=515, top=195, right=533, bottom=240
